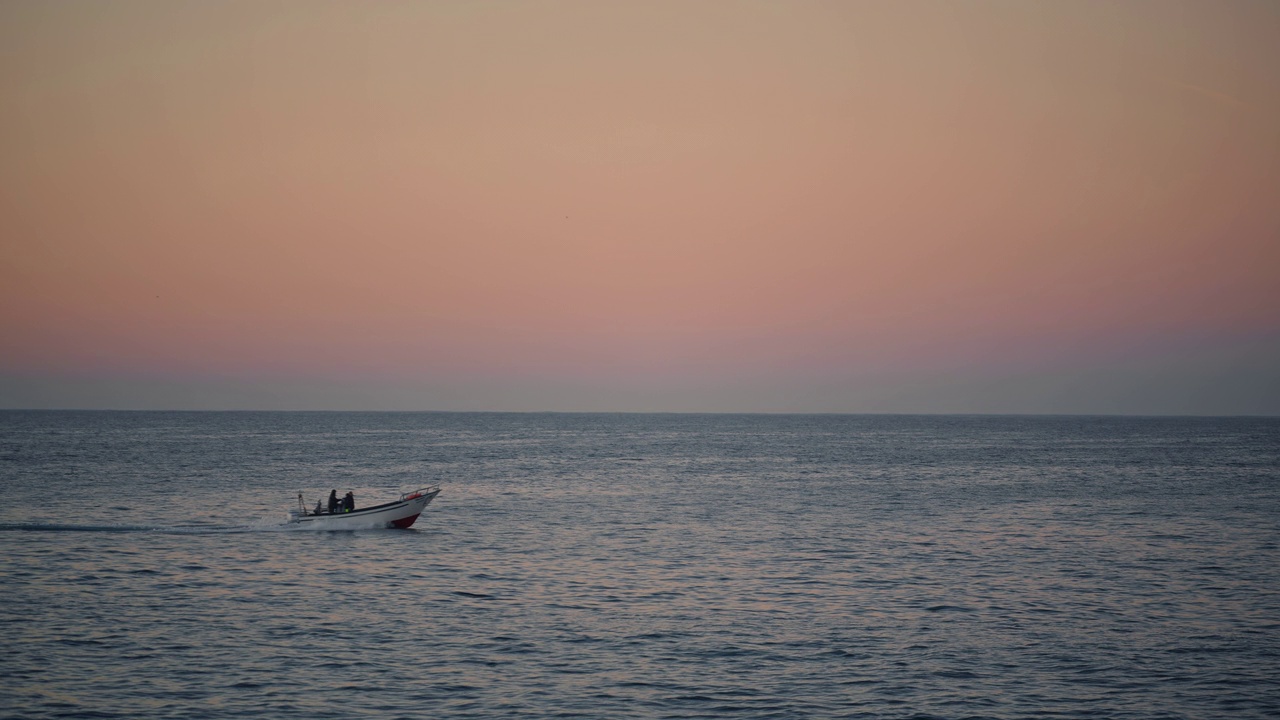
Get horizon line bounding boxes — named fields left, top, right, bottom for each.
left=2, top=408, right=1277, bottom=419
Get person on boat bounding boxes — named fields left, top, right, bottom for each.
left=343, top=491, right=355, bottom=512
left=328, top=489, right=338, bottom=514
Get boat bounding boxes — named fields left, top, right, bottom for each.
left=288, top=487, right=440, bottom=529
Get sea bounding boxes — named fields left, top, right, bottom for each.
left=1, top=411, right=1278, bottom=720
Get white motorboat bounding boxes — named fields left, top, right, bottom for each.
left=288, top=487, right=440, bottom=529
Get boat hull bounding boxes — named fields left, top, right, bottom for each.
left=289, top=487, right=439, bottom=529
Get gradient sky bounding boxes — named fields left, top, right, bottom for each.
left=2, top=0, right=1278, bottom=413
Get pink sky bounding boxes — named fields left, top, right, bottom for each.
left=2, top=1, right=1278, bottom=412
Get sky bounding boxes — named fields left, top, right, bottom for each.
left=2, top=0, right=1278, bottom=413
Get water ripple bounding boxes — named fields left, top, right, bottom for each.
left=2, top=412, right=1278, bottom=719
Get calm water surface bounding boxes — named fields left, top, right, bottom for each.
left=1, top=412, right=1278, bottom=719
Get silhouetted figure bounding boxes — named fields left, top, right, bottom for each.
left=328, top=489, right=338, bottom=514
left=344, top=491, right=355, bottom=513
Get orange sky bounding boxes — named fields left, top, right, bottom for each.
left=2, top=1, right=1278, bottom=412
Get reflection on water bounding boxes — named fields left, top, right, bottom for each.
left=1, top=412, right=1278, bottom=718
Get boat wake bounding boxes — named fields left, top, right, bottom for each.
left=1, top=520, right=259, bottom=532
left=0, top=520, right=422, bottom=534
left=0, top=488, right=438, bottom=536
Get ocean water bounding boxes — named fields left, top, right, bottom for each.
left=1, top=412, right=1278, bottom=719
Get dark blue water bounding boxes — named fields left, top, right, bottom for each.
left=2, top=412, right=1278, bottom=719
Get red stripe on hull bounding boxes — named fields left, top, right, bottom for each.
left=390, top=513, right=421, bottom=529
